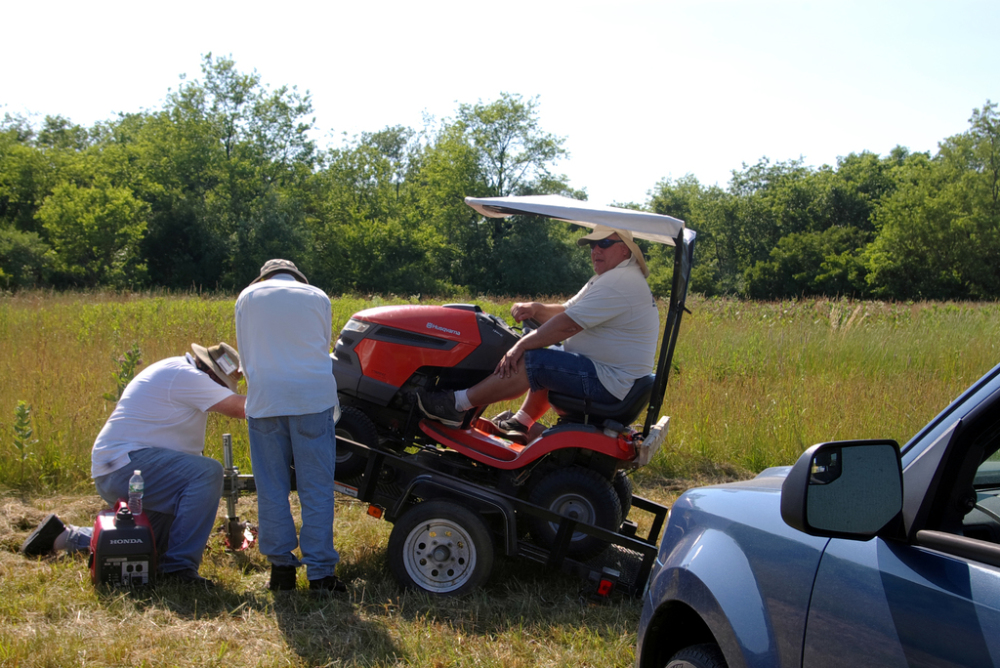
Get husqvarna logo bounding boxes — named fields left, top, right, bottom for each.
left=427, top=323, right=460, bottom=336
left=110, top=539, right=144, bottom=545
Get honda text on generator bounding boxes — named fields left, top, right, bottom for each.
left=312, top=195, right=696, bottom=596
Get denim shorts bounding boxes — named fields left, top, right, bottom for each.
left=524, top=348, right=617, bottom=403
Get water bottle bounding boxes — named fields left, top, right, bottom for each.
left=128, top=470, right=144, bottom=515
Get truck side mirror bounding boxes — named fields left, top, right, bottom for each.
left=781, top=440, right=902, bottom=539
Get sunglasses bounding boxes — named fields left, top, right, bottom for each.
left=588, top=239, right=624, bottom=249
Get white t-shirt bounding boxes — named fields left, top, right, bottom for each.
left=562, top=256, right=660, bottom=400
left=235, top=274, right=339, bottom=418
left=90, top=355, right=236, bottom=477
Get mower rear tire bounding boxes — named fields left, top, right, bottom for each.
left=335, top=406, right=379, bottom=479
left=612, top=470, right=634, bottom=521
left=526, top=466, right=622, bottom=560
left=388, top=500, right=495, bottom=596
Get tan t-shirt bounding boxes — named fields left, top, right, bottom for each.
left=562, top=257, right=659, bottom=400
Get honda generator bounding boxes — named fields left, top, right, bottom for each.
left=89, top=499, right=156, bottom=586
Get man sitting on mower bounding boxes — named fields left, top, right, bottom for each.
left=417, top=225, right=659, bottom=438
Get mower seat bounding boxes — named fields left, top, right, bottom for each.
left=548, top=374, right=655, bottom=427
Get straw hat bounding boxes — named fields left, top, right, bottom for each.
left=191, top=342, right=241, bottom=392
left=251, top=258, right=309, bottom=284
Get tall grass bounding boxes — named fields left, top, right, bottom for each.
left=4, top=291, right=1000, bottom=667
left=653, top=298, right=1000, bottom=479
left=1, top=290, right=248, bottom=493
left=0, top=291, right=514, bottom=494
left=2, top=291, right=999, bottom=494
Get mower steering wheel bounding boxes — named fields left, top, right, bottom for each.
left=519, top=318, right=542, bottom=334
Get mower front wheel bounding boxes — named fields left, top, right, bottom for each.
left=335, top=406, right=379, bottom=479
left=388, top=500, right=495, bottom=596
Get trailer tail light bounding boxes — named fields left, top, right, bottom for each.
left=588, top=567, right=620, bottom=601
left=367, top=505, right=384, bottom=519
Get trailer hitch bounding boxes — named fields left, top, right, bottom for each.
left=222, top=433, right=256, bottom=550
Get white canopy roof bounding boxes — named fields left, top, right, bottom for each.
left=465, top=195, right=686, bottom=246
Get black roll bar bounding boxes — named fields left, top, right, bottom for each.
left=643, top=229, right=697, bottom=437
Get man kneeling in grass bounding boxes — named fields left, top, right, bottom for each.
left=21, top=343, right=246, bottom=588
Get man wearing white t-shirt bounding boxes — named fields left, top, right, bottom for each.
left=417, top=226, right=659, bottom=438
left=235, top=259, right=343, bottom=593
left=21, top=343, right=246, bottom=587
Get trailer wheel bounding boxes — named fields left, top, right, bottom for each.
left=526, top=466, right=622, bottom=560
left=388, top=500, right=494, bottom=596
left=335, top=406, right=379, bottom=479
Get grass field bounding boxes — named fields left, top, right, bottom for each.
left=2, top=492, right=662, bottom=668
left=2, top=291, right=1000, bottom=667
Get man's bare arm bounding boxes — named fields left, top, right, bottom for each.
left=511, top=302, right=566, bottom=325
left=494, top=312, right=583, bottom=378
left=209, top=394, right=247, bottom=420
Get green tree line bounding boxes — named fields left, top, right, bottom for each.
left=2, top=54, right=998, bottom=300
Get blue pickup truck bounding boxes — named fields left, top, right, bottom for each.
left=636, top=362, right=1000, bottom=668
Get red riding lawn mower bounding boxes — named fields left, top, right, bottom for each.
left=330, top=195, right=695, bottom=570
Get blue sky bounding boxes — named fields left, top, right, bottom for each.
left=2, top=0, right=997, bottom=207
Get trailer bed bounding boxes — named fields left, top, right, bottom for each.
left=223, top=434, right=668, bottom=598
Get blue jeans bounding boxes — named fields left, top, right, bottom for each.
left=524, top=349, right=618, bottom=403
left=70, top=448, right=223, bottom=573
left=248, top=408, right=339, bottom=580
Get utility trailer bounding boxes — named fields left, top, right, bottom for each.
left=222, top=432, right=668, bottom=599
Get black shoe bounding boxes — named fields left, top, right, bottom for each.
left=308, top=575, right=347, bottom=593
left=416, top=389, right=465, bottom=427
left=268, top=565, right=297, bottom=591
left=21, top=514, right=66, bottom=556
left=160, top=568, right=215, bottom=588
left=490, top=413, right=529, bottom=438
